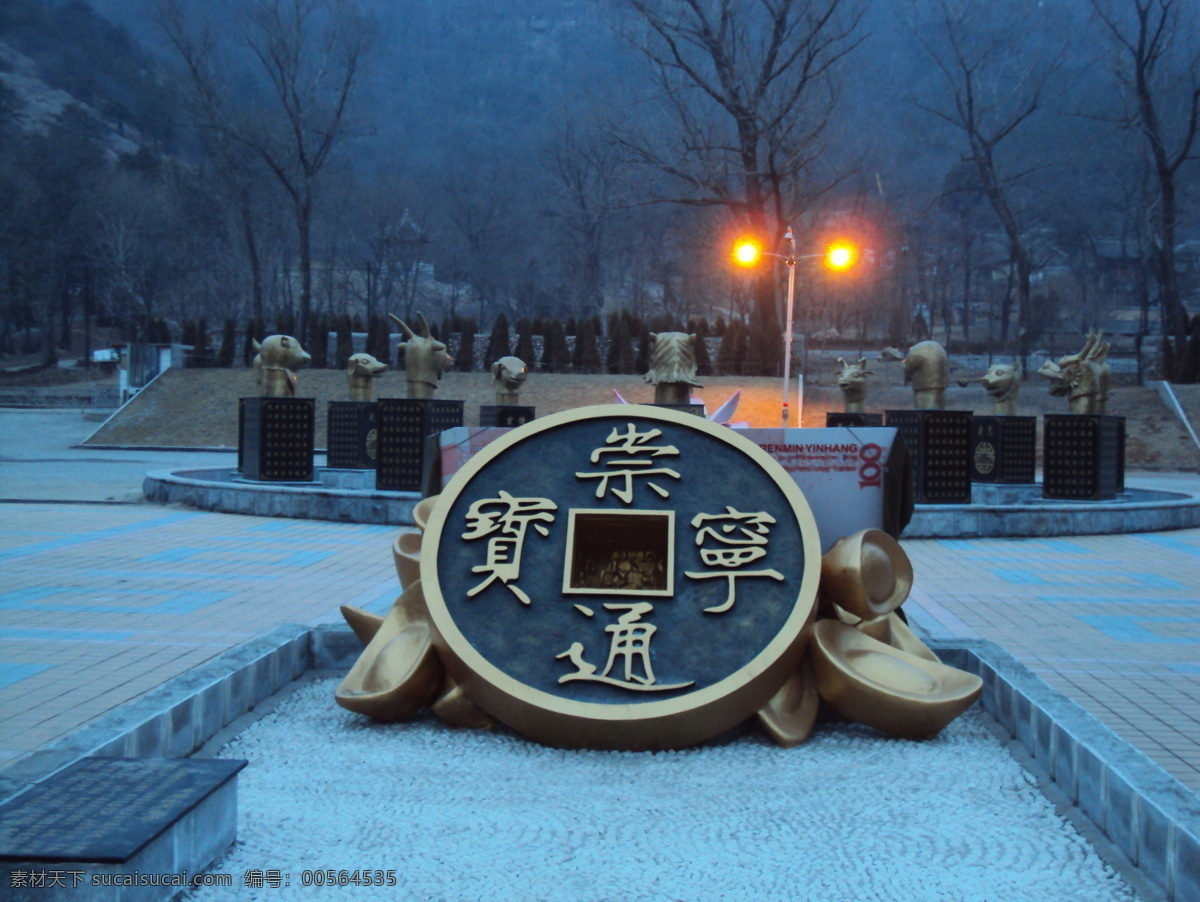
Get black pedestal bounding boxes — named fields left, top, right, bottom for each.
left=1043, top=414, right=1125, bottom=500
left=885, top=409, right=973, bottom=504
left=1116, top=417, right=1126, bottom=493
left=479, top=405, right=536, bottom=428
left=239, top=397, right=314, bottom=482
left=826, top=412, right=885, bottom=428
left=327, top=401, right=378, bottom=469
left=237, top=398, right=245, bottom=472
left=972, top=416, right=1037, bottom=484
left=376, top=399, right=464, bottom=492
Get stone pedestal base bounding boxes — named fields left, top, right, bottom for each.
left=972, top=416, right=1036, bottom=484
left=1043, top=415, right=1125, bottom=500
left=885, top=409, right=973, bottom=504
left=239, top=397, right=314, bottom=482
left=327, top=401, right=378, bottom=469
left=826, top=412, right=884, bottom=428
left=376, top=399, right=464, bottom=492
left=0, top=757, right=246, bottom=902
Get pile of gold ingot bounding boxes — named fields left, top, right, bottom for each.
left=758, top=528, right=981, bottom=746
left=336, top=497, right=981, bottom=747
left=336, top=497, right=495, bottom=730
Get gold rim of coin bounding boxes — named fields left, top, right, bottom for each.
left=419, top=404, right=823, bottom=750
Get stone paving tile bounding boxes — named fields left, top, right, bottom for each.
left=903, top=525, right=1200, bottom=793
left=0, top=504, right=398, bottom=773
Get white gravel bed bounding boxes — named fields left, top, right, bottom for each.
left=183, top=678, right=1139, bottom=902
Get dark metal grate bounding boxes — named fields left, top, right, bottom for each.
left=886, top=409, right=972, bottom=503
left=376, top=399, right=464, bottom=492
left=240, top=397, right=315, bottom=482
left=1043, top=415, right=1123, bottom=500
left=327, top=401, right=378, bottom=469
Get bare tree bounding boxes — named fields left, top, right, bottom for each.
left=438, top=162, right=532, bottom=325
left=160, top=0, right=372, bottom=345
left=207, top=136, right=274, bottom=325
left=615, top=0, right=866, bottom=326
left=907, top=0, right=1070, bottom=361
left=548, top=120, right=629, bottom=317
left=1091, top=0, right=1200, bottom=377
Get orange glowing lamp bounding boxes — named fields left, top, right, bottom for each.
left=825, top=242, right=857, bottom=271
left=732, top=238, right=763, bottom=268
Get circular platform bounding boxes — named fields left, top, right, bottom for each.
left=904, top=481, right=1200, bottom=538
left=143, top=467, right=1200, bottom=538
left=143, top=467, right=420, bottom=525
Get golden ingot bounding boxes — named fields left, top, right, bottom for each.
left=755, top=655, right=819, bottom=748
left=393, top=530, right=422, bottom=590
left=432, top=675, right=496, bottom=730
left=856, top=612, right=939, bottom=663
left=818, top=595, right=861, bottom=625
left=412, top=494, right=440, bottom=532
left=810, top=619, right=981, bottom=740
left=340, top=604, right=385, bottom=645
left=855, top=612, right=888, bottom=641
left=340, top=578, right=432, bottom=645
left=820, top=529, right=913, bottom=620
left=335, top=584, right=444, bottom=721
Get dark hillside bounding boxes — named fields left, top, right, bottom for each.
left=0, top=0, right=181, bottom=151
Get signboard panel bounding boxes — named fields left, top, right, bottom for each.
left=738, top=427, right=903, bottom=551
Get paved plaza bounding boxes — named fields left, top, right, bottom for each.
left=0, top=408, right=1198, bottom=799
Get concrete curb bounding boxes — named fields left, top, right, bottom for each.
left=934, top=639, right=1200, bottom=902
left=906, top=485, right=1200, bottom=537
left=76, top=445, right=240, bottom=453
left=142, top=468, right=419, bottom=525
left=144, top=465, right=1200, bottom=537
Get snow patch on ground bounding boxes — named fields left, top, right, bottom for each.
left=184, top=678, right=1139, bottom=902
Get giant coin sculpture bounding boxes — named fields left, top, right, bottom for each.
left=336, top=406, right=982, bottom=749
left=422, top=406, right=819, bottom=749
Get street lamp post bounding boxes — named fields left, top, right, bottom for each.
left=781, top=227, right=798, bottom=428
left=733, top=231, right=857, bottom=427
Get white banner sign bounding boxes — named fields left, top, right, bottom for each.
left=738, top=427, right=899, bottom=552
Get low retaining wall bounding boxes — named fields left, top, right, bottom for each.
left=143, top=468, right=419, bottom=525
left=2, top=625, right=1196, bottom=901
left=906, top=483, right=1200, bottom=538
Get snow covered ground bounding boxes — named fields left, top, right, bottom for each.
left=184, top=678, right=1139, bottom=902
